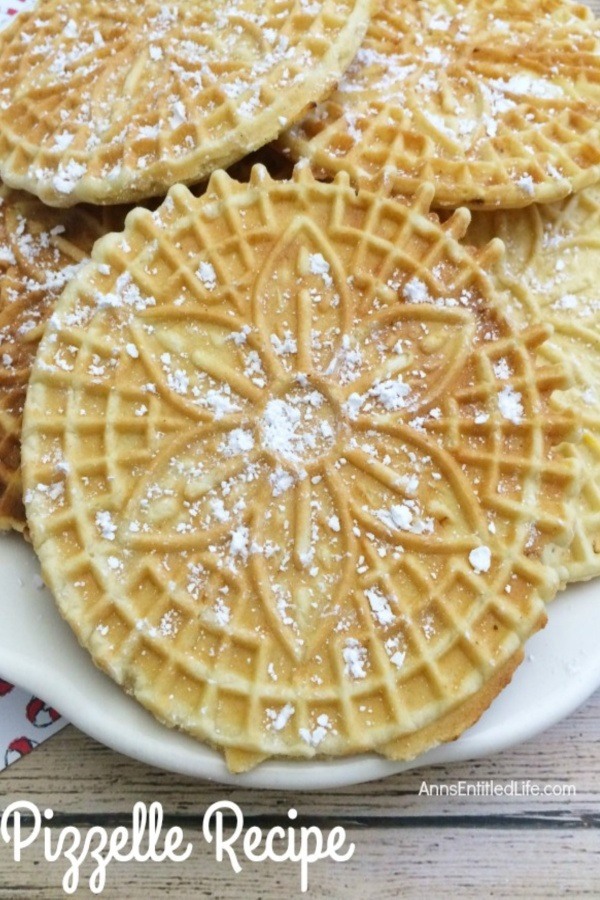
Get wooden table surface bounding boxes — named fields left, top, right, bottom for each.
left=0, top=692, right=598, bottom=898
left=2, top=1, right=600, bottom=896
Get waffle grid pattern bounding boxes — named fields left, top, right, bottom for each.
left=280, top=0, right=600, bottom=208
left=23, top=169, right=580, bottom=770
left=0, top=0, right=372, bottom=206
left=468, top=184, right=600, bottom=581
left=0, top=187, right=129, bottom=531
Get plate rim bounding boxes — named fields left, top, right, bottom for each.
left=1, top=536, right=599, bottom=790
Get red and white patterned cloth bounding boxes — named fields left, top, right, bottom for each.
left=0, top=0, right=68, bottom=771
left=0, top=0, right=35, bottom=31
left=0, top=680, right=66, bottom=770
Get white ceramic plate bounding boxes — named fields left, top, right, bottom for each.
left=1, top=533, right=599, bottom=790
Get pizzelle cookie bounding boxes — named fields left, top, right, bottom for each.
left=0, top=187, right=128, bottom=532
left=23, top=168, right=580, bottom=772
left=0, top=0, right=373, bottom=207
left=468, top=185, right=600, bottom=582
left=280, top=0, right=600, bottom=208
left=0, top=146, right=293, bottom=535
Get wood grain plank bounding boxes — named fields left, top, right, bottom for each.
left=0, top=825, right=598, bottom=899
left=1, top=691, right=598, bottom=819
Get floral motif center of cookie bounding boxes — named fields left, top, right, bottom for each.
left=260, top=385, right=338, bottom=468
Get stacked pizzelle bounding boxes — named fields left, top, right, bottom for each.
left=0, top=0, right=596, bottom=772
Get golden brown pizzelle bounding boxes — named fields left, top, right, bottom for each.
left=0, top=187, right=129, bottom=532
left=0, top=0, right=373, bottom=206
left=468, top=184, right=600, bottom=582
left=22, top=168, right=581, bottom=771
left=0, top=145, right=295, bottom=535
left=280, top=0, right=600, bottom=208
